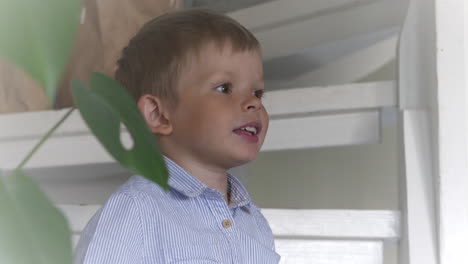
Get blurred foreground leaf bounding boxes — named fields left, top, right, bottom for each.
left=0, top=170, right=72, bottom=264
left=0, top=0, right=80, bottom=103
left=72, top=73, right=168, bottom=189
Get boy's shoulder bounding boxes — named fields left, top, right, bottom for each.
left=75, top=175, right=165, bottom=263
left=110, top=175, right=169, bottom=207
left=118, top=174, right=165, bottom=195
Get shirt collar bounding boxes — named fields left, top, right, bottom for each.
left=227, top=173, right=251, bottom=208
left=164, top=156, right=207, bottom=198
left=163, top=156, right=252, bottom=207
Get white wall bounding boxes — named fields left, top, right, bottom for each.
left=247, top=123, right=398, bottom=210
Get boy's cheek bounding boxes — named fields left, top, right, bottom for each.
left=263, top=110, right=270, bottom=134
left=260, top=118, right=269, bottom=146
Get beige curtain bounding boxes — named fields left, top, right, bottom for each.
left=0, top=0, right=180, bottom=113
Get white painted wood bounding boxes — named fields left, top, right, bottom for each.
left=262, top=209, right=400, bottom=240
left=434, top=0, right=468, bottom=263
left=398, top=111, right=438, bottom=264
left=231, top=0, right=407, bottom=59
left=270, top=36, right=397, bottom=88
left=228, top=0, right=374, bottom=32
left=0, top=134, right=113, bottom=170
left=276, top=239, right=383, bottom=264
left=399, top=0, right=468, bottom=263
left=0, top=108, right=88, bottom=141
left=264, top=81, right=396, bottom=117
left=466, top=0, right=468, bottom=173
left=263, top=111, right=380, bottom=151
left=398, top=0, right=439, bottom=263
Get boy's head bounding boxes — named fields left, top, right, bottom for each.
left=115, top=9, right=268, bottom=169
left=115, top=9, right=260, bottom=108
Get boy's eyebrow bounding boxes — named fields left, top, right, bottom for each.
left=253, top=73, right=265, bottom=87
left=201, top=69, right=264, bottom=87
left=254, top=71, right=264, bottom=81
left=254, top=79, right=265, bottom=88
left=204, top=70, right=261, bottom=80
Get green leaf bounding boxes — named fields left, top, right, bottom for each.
left=0, top=170, right=72, bottom=264
left=0, top=0, right=80, bottom=103
left=72, top=72, right=169, bottom=189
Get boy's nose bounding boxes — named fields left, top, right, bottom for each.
left=242, top=96, right=262, bottom=111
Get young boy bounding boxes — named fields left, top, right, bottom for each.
left=75, top=9, right=279, bottom=264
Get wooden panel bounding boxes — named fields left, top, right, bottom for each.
left=399, top=111, right=437, bottom=264
left=230, top=0, right=407, bottom=59
left=398, top=0, right=439, bottom=263
left=264, top=81, right=396, bottom=117
left=274, top=36, right=397, bottom=88
left=0, top=108, right=87, bottom=141
left=434, top=1, right=468, bottom=263
left=276, top=239, right=383, bottom=264
left=228, top=0, right=373, bottom=31
left=398, top=0, right=468, bottom=263
left=0, top=134, right=111, bottom=170
left=263, top=111, right=380, bottom=151
left=263, top=209, right=400, bottom=240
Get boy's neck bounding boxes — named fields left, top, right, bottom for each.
left=164, top=152, right=230, bottom=203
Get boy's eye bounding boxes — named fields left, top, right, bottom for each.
left=253, top=89, right=265, bottom=99
left=214, top=83, right=231, bottom=94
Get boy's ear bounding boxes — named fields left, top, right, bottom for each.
left=137, top=94, right=173, bottom=135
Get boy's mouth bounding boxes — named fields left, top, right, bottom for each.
left=233, top=122, right=262, bottom=142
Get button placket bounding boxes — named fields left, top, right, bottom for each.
left=204, top=193, right=239, bottom=263
left=203, top=190, right=236, bottom=234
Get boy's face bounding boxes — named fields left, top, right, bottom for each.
left=168, top=42, right=268, bottom=169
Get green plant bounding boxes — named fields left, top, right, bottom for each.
left=0, top=1, right=168, bottom=263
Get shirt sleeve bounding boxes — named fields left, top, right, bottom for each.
left=74, top=192, right=145, bottom=264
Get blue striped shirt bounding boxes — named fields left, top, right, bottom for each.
left=75, top=157, right=280, bottom=263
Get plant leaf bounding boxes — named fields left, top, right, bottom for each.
left=72, top=73, right=169, bottom=189
left=0, top=0, right=80, bottom=103
left=0, top=169, right=72, bottom=264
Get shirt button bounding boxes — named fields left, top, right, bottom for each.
left=222, top=219, right=232, bottom=229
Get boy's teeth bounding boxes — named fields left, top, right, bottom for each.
left=242, top=126, right=257, bottom=134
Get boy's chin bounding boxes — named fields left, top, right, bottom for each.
left=227, top=151, right=259, bottom=168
